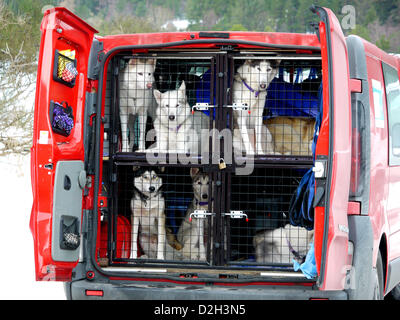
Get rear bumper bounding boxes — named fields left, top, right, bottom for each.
left=65, top=279, right=348, bottom=300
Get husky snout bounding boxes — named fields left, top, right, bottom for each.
left=146, top=82, right=153, bottom=89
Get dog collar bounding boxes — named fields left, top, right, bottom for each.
left=242, top=80, right=260, bottom=98
left=169, top=123, right=182, bottom=132
left=134, top=187, right=161, bottom=205
left=195, top=199, right=209, bottom=206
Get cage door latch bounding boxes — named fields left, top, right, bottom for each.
left=226, top=103, right=249, bottom=111
left=192, top=103, right=214, bottom=114
left=189, top=210, right=215, bottom=221
left=224, top=211, right=249, bottom=222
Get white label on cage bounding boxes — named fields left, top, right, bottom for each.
left=372, top=79, right=384, bottom=129
left=39, top=130, right=49, bottom=144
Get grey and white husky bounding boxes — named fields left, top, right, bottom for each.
left=149, top=81, right=199, bottom=154
left=232, top=59, right=280, bottom=155
left=130, top=166, right=166, bottom=259
left=177, top=168, right=210, bottom=261
left=119, top=58, right=156, bottom=152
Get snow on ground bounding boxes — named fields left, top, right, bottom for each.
left=0, top=154, right=65, bottom=300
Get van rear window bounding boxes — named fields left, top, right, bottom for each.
left=382, top=63, right=400, bottom=166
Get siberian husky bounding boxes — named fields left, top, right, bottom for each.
left=119, top=58, right=156, bottom=152
left=177, top=168, right=209, bottom=261
left=265, top=117, right=316, bottom=156
left=130, top=166, right=166, bottom=259
left=232, top=59, right=280, bottom=155
left=149, top=81, right=198, bottom=154
left=253, top=224, right=314, bottom=264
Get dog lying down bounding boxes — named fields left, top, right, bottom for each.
left=253, top=224, right=314, bottom=264
left=265, top=117, right=316, bottom=156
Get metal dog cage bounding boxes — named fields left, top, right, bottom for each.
left=99, top=50, right=321, bottom=272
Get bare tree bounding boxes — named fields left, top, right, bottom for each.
left=0, top=1, right=37, bottom=156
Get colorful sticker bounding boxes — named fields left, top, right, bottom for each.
left=372, top=79, right=384, bottom=129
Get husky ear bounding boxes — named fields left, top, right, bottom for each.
left=153, top=89, right=162, bottom=105
left=147, top=58, right=157, bottom=66
left=271, top=59, right=281, bottom=68
left=128, top=59, right=137, bottom=65
left=179, top=80, right=186, bottom=91
left=190, top=167, right=200, bottom=178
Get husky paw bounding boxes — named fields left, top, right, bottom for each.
left=157, top=253, right=165, bottom=260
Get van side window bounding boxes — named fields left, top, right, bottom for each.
left=382, top=63, right=400, bottom=166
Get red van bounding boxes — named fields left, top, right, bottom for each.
left=30, top=6, right=400, bottom=300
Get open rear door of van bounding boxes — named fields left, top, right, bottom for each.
left=311, top=6, right=352, bottom=290
left=30, top=7, right=97, bottom=281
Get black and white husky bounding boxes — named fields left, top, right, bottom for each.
left=232, top=59, right=280, bottom=155
left=130, top=166, right=166, bottom=259
left=177, top=168, right=209, bottom=261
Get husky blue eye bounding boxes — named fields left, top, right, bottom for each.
left=138, top=72, right=143, bottom=76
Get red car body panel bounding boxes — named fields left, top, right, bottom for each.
left=30, top=6, right=400, bottom=298
left=29, top=7, right=97, bottom=280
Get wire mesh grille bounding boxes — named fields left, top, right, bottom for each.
left=100, top=53, right=321, bottom=270
left=229, top=167, right=313, bottom=265
left=232, top=58, right=321, bottom=156
left=117, top=57, right=212, bottom=154
left=108, top=164, right=212, bottom=264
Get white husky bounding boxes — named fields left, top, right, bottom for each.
left=253, top=225, right=314, bottom=264
left=177, top=168, right=209, bottom=261
left=149, top=81, right=198, bottom=154
left=232, top=59, right=280, bottom=155
left=119, top=58, right=156, bottom=152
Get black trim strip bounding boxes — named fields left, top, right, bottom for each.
left=310, top=5, right=334, bottom=289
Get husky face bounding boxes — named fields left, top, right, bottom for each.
left=153, top=81, right=190, bottom=127
left=133, top=168, right=163, bottom=197
left=190, top=168, right=209, bottom=202
left=123, top=58, right=156, bottom=91
left=240, top=59, right=280, bottom=91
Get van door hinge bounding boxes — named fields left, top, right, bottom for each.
left=87, top=39, right=104, bottom=80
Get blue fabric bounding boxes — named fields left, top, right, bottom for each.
left=293, top=242, right=318, bottom=279
left=287, top=83, right=323, bottom=230
left=265, top=77, right=320, bottom=118
left=195, top=69, right=216, bottom=118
